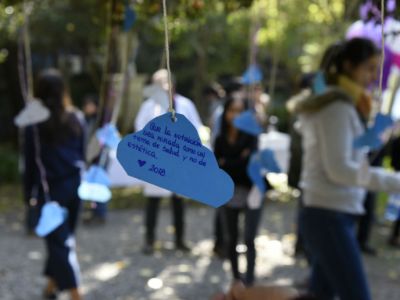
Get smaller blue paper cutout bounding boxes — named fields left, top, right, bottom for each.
left=313, top=72, right=327, bottom=95
left=385, top=194, right=400, bottom=221
left=78, top=182, right=112, bottom=203
left=233, top=110, right=263, bottom=136
left=247, top=149, right=281, bottom=194
left=83, top=165, right=111, bottom=186
left=354, top=113, right=394, bottom=150
left=35, top=202, right=68, bottom=237
left=241, top=64, right=263, bottom=85
left=96, top=123, right=121, bottom=149
left=78, top=165, right=112, bottom=203
left=123, top=5, right=136, bottom=31
left=374, top=113, right=394, bottom=133
left=117, top=112, right=234, bottom=207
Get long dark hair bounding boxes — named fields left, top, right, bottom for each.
left=323, top=38, right=379, bottom=83
left=218, top=97, right=248, bottom=141
left=36, top=69, right=81, bottom=144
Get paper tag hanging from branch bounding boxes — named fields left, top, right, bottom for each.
left=233, top=110, right=263, bottom=136
left=35, top=202, right=68, bottom=237
left=14, top=98, right=50, bottom=128
left=117, top=113, right=234, bottom=207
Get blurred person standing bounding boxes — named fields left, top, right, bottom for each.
left=288, top=38, right=400, bottom=300
left=24, top=69, right=84, bottom=299
left=135, top=69, right=203, bottom=254
left=214, top=97, right=259, bottom=285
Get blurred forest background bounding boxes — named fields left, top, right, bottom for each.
left=0, top=0, right=399, bottom=184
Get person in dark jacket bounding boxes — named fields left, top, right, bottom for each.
left=24, top=69, right=84, bottom=300
left=214, top=97, right=259, bottom=286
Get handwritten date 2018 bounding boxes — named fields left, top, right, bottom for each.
left=148, top=164, right=166, bottom=177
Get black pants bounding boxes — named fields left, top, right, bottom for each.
left=214, top=207, right=225, bottom=250
left=224, top=206, right=262, bottom=285
left=44, top=176, right=81, bottom=291
left=357, top=192, right=376, bottom=248
left=390, top=219, right=400, bottom=241
left=145, top=195, right=184, bottom=245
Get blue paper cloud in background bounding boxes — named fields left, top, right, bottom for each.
left=247, top=149, right=281, bottom=194
left=354, top=113, right=394, bottom=150
left=35, top=202, right=68, bottom=237
left=96, top=123, right=121, bottom=149
left=233, top=110, right=263, bottom=136
left=313, top=71, right=327, bottom=95
left=241, top=64, right=263, bottom=85
left=78, top=165, right=112, bottom=203
left=117, top=112, right=234, bottom=207
left=123, top=4, right=136, bottom=32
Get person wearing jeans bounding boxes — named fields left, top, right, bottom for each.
left=224, top=205, right=262, bottom=285
left=214, top=97, right=258, bottom=285
left=288, top=38, right=400, bottom=299
left=300, top=208, right=370, bottom=299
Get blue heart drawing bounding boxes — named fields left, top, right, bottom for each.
left=138, top=160, right=146, bottom=167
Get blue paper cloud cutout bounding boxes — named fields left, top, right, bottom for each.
left=241, top=64, right=263, bottom=85
left=123, top=5, right=136, bottom=31
left=313, top=72, right=327, bottom=95
left=83, top=165, right=111, bottom=186
left=117, top=112, right=234, bottom=207
left=384, top=194, right=400, bottom=221
left=96, top=123, right=121, bottom=149
left=247, top=149, right=281, bottom=194
left=354, top=113, right=394, bottom=150
left=35, top=202, right=68, bottom=237
left=374, top=113, right=394, bottom=133
left=233, top=110, right=263, bottom=136
left=78, top=165, right=112, bottom=202
left=78, top=182, right=112, bottom=203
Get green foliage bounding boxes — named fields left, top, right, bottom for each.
left=0, top=0, right=372, bottom=139
left=0, top=145, right=19, bottom=183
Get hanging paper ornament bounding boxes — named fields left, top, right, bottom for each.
left=354, top=113, right=394, bottom=150
left=117, top=112, right=234, bottom=207
left=233, top=110, right=263, bottom=136
left=35, top=202, right=68, bottom=237
left=385, top=193, right=400, bottom=221
left=346, top=20, right=382, bottom=47
left=14, top=99, right=50, bottom=128
left=247, top=149, right=281, bottom=194
left=312, top=72, right=327, bottom=95
left=78, top=165, right=112, bottom=203
left=385, top=18, right=400, bottom=56
left=123, top=4, right=136, bottom=32
left=96, top=123, right=121, bottom=149
left=241, top=64, right=263, bottom=85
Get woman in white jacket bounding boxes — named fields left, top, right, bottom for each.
left=135, top=69, right=203, bottom=254
left=288, top=38, right=400, bottom=300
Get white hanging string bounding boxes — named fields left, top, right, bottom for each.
left=17, top=32, right=28, bottom=102
left=162, top=0, right=176, bottom=121
left=19, top=0, right=51, bottom=202
left=23, top=1, right=33, bottom=99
